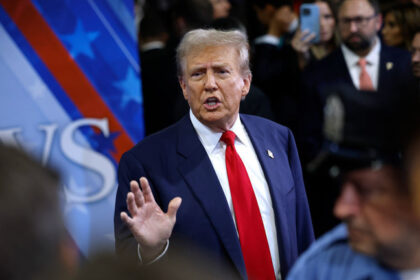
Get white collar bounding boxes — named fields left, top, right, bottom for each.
left=189, top=110, right=249, bottom=155
left=254, top=34, right=281, bottom=45
left=341, top=36, right=381, bottom=66
left=140, top=41, right=165, bottom=52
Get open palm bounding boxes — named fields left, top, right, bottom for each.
left=120, top=177, right=182, bottom=261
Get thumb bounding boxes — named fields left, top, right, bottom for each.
left=120, top=212, right=134, bottom=228
left=167, top=197, right=182, bottom=220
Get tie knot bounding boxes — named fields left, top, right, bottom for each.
left=221, top=130, right=236, bottom=146
left=358, top=58, right=367, bottom=68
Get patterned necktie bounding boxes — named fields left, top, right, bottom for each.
left=358, top=58, right=374, bottom=91
left=221, top=130, right=275, bottom=280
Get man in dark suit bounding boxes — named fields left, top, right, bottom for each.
left=298, top=0, right=417, bottom=236
left=115, top=29, right=314, bottom=279
left=138, top=9, right=180, bottom=136
left=251, top=0, right=300, bottom=130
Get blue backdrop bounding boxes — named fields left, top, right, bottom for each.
left=0, top=0, right=143, bottom=256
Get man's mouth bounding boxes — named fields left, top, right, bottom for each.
left=349, top=35, right=362, bottom=42
left=204, top=97, right=221, bottom=110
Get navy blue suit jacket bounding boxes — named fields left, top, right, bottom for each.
left=298, top=44, right=417, bottom=163
left=115, top=114, right=314, bottom=279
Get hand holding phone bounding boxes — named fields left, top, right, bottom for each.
left=299, top=4, right=320, bottom=44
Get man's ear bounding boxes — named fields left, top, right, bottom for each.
left=375, top=13, right=383, bottom=32
left=241, top=73, right=252, bottom=99
left=179, top=76, right=188, bottom=100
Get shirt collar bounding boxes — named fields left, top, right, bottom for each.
left=189, top=110, right=248, bottom=154
left=365, top=38, right=380, bottom=64
left=254, top=34, right=281, bottom=46
left=341, top=36, right=381, bottom=66
left=140, top=41, right=165, bottom=52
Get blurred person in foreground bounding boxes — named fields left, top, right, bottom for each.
left=0, top=144, right=78, bottom=280
left=115, top=28, right=314, bottom=280
left=73, top=248, right=223, bottom=280
left=288, top=111, right=420, bottom=279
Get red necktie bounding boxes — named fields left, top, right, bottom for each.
left=358, top=58, right=374, bottom=91
left=221, top=131, right=275, bottom=280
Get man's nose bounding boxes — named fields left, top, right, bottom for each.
left=334, top=183, right=361, bottom=220
left=349, top=21, right=359, bottom=33
left=204, top=73, right=217, bottom=91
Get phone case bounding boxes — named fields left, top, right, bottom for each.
left=299, top=4, right=320, bottom=44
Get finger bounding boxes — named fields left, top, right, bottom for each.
left=120, top=211, right=134, bottom=228
left=300, top=29, right=310, bottom=38
left=130, top=180, right=145, bottom=207
left=140, top=177, right=156, bottom=204
left=126, top=192, right=138, bottom=216
left=167, top=197, right=182, bottom=221
left=302, top=33, right=316, bottom=44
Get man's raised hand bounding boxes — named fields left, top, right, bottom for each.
left=120, top=177, right=182, bottom=262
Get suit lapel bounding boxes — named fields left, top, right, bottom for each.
left=377, top=45, right=393, bottom=94
left=175, top=116, right=247, bottom=278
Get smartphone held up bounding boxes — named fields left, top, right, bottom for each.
left=299, top=4, right=320, bottom=44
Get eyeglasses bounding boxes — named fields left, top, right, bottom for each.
left=339, top=14, right=377, bottom=28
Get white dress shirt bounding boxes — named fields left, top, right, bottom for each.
left=190, top=110, right=281, bottom=279
left=341, top=37, right=381, bottom=90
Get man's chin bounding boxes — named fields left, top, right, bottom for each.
left=349, top=240, right=376, bottom=256
left=343, top=41, right=370, bottom=53
left=347, top=228, right=376, bottom=256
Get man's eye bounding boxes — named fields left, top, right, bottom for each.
left=191, top=72, right=203, bottom=78
left=354, top=17, right=363, bottom=24
left=218, top=69, right=229, bottom=75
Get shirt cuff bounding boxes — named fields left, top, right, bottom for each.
left=137, top=240, right=169, bottom=265
left=254, top=35, right=285, bottom=48
left=254, top=34, right=282, bottom=46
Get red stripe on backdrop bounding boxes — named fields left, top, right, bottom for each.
left=0, top=0, right=135, bottom=162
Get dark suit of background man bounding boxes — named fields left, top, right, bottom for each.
left=114, top=29, right=314, bottom=279
left=298, top=0, right=417, bottom=236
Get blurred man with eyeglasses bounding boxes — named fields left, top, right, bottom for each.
left=297, top=0, right=417, bottom=237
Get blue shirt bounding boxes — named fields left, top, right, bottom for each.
left=287, top=224, right=400, bottom=280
